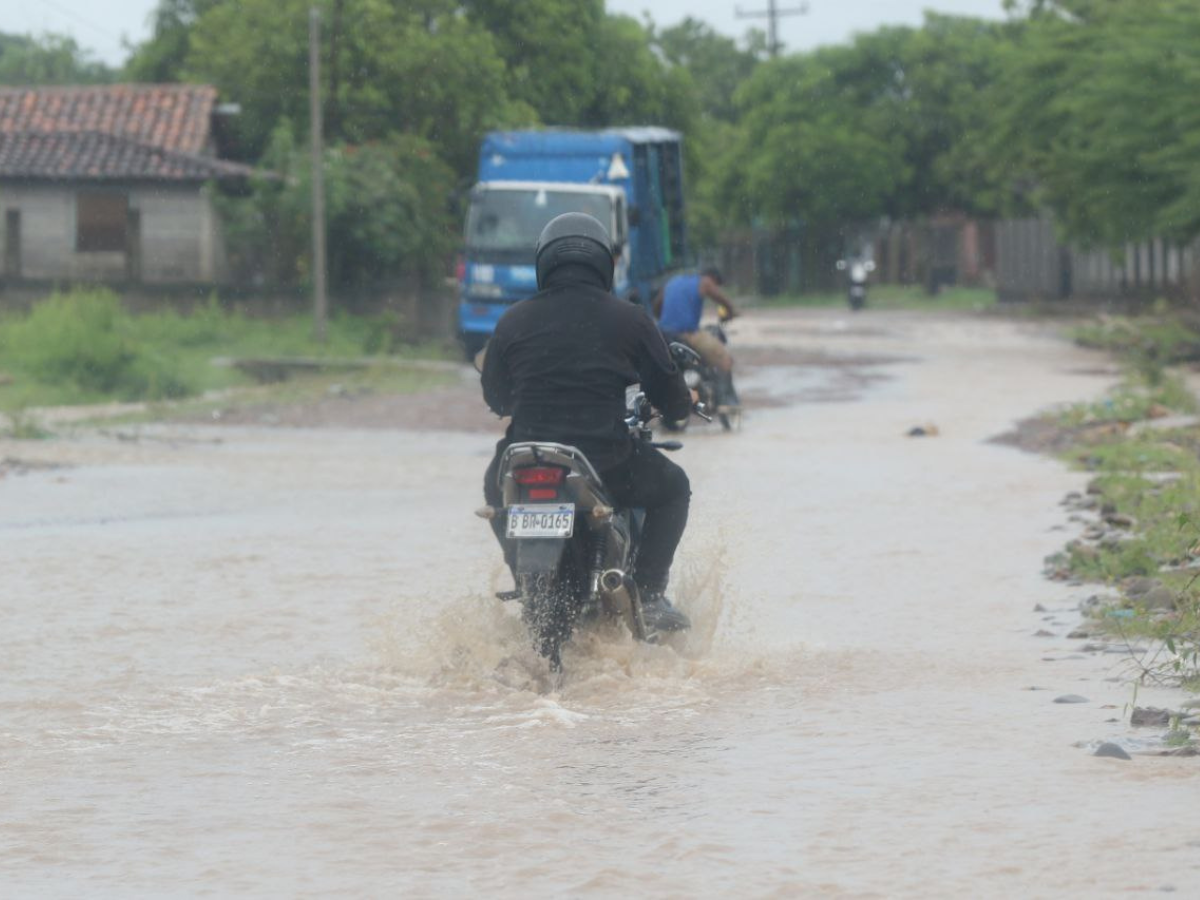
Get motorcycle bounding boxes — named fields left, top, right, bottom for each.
left=476, top=347, right=708, bottom=673
left=836, top=258, right=876, bottom=311
left=662, top=320, right=739, bottom=433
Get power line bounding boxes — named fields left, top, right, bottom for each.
left=37, top=0, right=122, bottom=43
left=735, top=0, right=809, bottom=58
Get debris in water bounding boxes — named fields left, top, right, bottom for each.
left=907, top=423, right=939, bottom=437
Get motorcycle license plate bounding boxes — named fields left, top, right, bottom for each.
left=506, top=504, right=575, bottom=539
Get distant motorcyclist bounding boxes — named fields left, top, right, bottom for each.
left=655, top=267, right=741, bottom=410
left=480, top=213, right=693, bottom=632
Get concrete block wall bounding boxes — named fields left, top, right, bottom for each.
left=0, top=181, right=229, bottom=286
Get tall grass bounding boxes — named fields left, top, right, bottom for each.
left=0, top=289, right=449, bottom=410
left=0, top=290, right=193, bottom=401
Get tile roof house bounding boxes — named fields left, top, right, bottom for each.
left=0, top=84, right=252, bottom=287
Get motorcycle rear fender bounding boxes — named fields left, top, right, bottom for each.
left=515, top=538, right=569, bottom=575
left=498, top=442, right=612, bottom=510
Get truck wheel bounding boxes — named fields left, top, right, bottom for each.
left=460, top=332, right=487, bottom=362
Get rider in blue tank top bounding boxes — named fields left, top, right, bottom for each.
left=658, top=273, right=706, bottom=334
left=654, top=267, right=741, bottom=411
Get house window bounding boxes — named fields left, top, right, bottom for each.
left=76, top=192, right=128, bottom=252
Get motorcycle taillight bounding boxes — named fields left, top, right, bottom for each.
left=513, top=466, right=565, bottom=486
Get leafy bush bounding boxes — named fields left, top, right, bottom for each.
left=1, top=289, right=197, bottom=400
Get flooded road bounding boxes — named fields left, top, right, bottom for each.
left=3, top=309, right=1199, bottom=897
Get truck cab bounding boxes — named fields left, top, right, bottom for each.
left=458, top=182, right=630, bottom=357
left=456, top=128, right=687, bottom=358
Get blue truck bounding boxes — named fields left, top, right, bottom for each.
left=457, top=128, right=688, bottom=356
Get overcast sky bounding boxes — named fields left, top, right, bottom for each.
left=7, top=0, right=1010, bottom=67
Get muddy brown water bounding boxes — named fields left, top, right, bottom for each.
left=3, top=309, right=1199, bottom=897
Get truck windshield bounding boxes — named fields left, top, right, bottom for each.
left=467, top=189, right=615, bottom=252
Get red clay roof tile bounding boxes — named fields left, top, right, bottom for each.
left=0, top=84, right=217, bottom=154
left=0, top=131, right=254, bottom=182
left=0, top=84, right=246, bottom=182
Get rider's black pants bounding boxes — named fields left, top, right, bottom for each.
left=483, top=439, right=691, bottom=594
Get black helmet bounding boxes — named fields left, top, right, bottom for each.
left=535, top=212, right=615, bottom=291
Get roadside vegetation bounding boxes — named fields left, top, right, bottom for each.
left=0, top=289, right=452, bottom=436
left=1072, top=311, right=1200, bottom=371
left=1041, top=314, right=1200, bottom=691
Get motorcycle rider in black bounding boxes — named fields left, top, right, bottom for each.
left=480, top=213, right=694, bottom=632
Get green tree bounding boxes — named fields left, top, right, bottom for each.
left=216, top=125, right=458, bottom=290
left=720, top=16, right=1010, bottom=235
left=992, top=0, right=1200, bottom=245
left=0, top=32, right=113, bottom=85
left=725, top=49, right=906, bottom=231
left=180, top=0, right=532, bottom=170
left=578, top=14, right=698, bottom=131
left=123, top=0, right=228, bottom=83
left=651, top=17, right=763, bottom=124
left=638, top=20, right=765, bottom=247
left=881, top=15, right=1012, bottom=217
left=461, top=0, right=605, bottom=125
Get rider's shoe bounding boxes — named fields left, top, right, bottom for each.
left=640, top=592, right=691, bottom=632
left=714, top=372, right=740, bottom=411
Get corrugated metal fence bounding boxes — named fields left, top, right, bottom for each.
left=996, top=216, right=1200, bottom=304
left=713, top=214, right=1200, bottom=304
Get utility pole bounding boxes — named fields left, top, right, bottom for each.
left=735, top=0, right=808, bottom=58
left=308, top=6, right=328, bottom=343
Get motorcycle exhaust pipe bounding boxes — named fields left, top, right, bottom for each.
left=600, top=569, right=646, bottom=641
left=600, top=569, right=627, bottom=594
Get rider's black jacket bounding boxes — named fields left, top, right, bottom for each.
left=481, top=264, right=691, bottom=471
